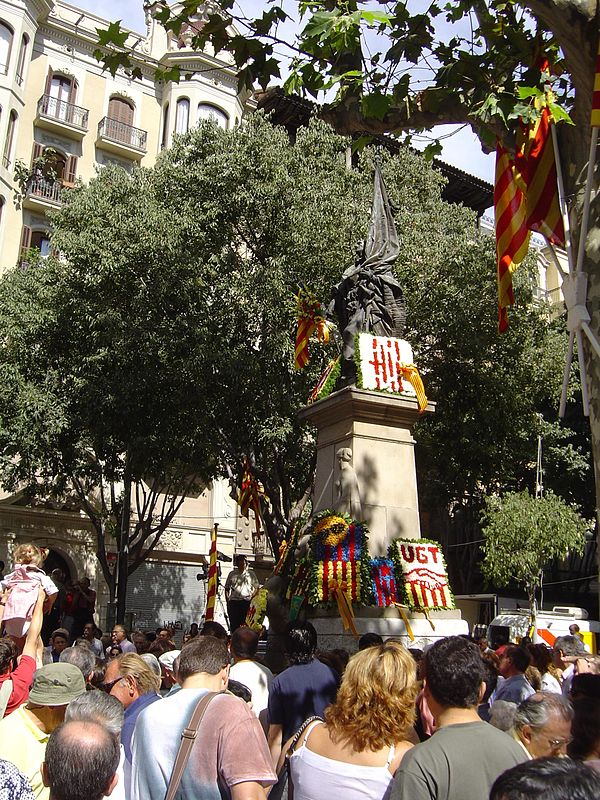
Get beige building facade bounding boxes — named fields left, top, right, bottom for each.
left=0, top=0, right=267, bottom=635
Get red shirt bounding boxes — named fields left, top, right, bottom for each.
left=0, top=654, right=36, bottom=716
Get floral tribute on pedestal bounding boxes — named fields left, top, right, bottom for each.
left=370, top=557, right=399, bottom=607
left=389, top=538, right=455, bottom=611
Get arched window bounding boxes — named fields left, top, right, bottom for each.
left=47, top=73, right=76, bottom=120
left=2, top=110, right=17, bottom=169
left=0, top=21, right=13, bottom=74
left=175, top=98, right=189, bottom=135
left=16, top=34, right=29, bottom=85
left=106, top=96, right=135, bottom=144
left=197, top=103, right=228, bottom=130
left=161, top=103, right=169, bottom=149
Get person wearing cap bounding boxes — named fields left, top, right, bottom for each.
left=102, top=652, right=160, bottom=764
left=158, top=649, right=181, bottom=696
left=0, top=662, right=86, bottom=799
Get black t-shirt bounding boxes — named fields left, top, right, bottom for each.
left=267, top=658, right=339, bottom=741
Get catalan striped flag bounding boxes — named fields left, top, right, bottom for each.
left=204, top=523, right=218, bottom=622
left=294, top=286, right=330, bottom=369
left=516, top=106, right=565, bottom=246
left=495, top=143, right=531, bottom=332
left=238, top=459, right=264, bottom=536
left=592, top=39, right=600, bottom=127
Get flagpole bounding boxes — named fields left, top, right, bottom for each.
left=550, top=122, right=576, bottom=273
left=576, top=127, right=599, bottom=274
left=559, top=329, right=575, bottom=417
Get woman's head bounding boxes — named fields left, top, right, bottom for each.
left=325, top=641, right=418, bottom=752
left=13, top=542, right=43, bottom=566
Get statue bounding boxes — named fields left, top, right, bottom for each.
left=329, top=164, right=406, bottom=385
left=334, top=447, right=362, bottom=519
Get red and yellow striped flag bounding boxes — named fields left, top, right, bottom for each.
left=516, top=106, right=565, bottom=246
left=592, top=39, right=600, bottom=127
left=204, top=523, right=218, bottom=622
left=238, top=459, right=264, bottom=536
left=495, top=143, right=531, bottom=332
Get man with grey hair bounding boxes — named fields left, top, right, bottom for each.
left=553, top=634, right=587, bottom=695
left=511, top=692, right=573, bottom=759
left=60, top=646, right=96, bottom=686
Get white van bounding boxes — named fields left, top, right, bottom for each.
left=488, top=606, right=599, bottom=653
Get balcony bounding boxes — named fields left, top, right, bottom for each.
left=23, top=177, right=64, bottom=211
left=36, top=95, right=89, bottom=139
left=96, top=117, right=148, bottom=160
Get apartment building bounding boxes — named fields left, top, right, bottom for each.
left=0, top=0, right=263, bottom=634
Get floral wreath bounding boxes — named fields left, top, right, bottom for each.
left=313, top=514, right=349, bottom=547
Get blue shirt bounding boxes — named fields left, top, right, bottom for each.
left=493, top=674, right=534, bottom=705
left=267, top=658, right=339, bottom=741
left=122, top=691, right=160, bottom=762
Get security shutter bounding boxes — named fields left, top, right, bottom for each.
left=31, top=142, right=43, bottom=165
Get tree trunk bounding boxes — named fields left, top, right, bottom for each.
left=116, top=465, right=132, bottom=624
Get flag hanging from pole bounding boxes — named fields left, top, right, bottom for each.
left=592, top=39, right=600, bottom=127
left=494, top=142, right=531, bottom=332
left=515, top=106, right=565, bottom=246
left=204, top=523, right=218, bottom=622
left=294, top=287, right=330, bottom=369
left=238, top=459, right=266, bottom=536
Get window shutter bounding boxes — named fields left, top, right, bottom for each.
left=19, top=225, right=31, bottom=267
left=67, top=80, right=77, bottom=105
left=108, top=97, right=133, bottom=125
left=63, top=155, right=77, bottom=186
left=44, top=67, right=52, bottom=95
left=31, top=142, right=43, bottom=165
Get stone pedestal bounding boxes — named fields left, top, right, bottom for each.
left=298, top=387, right=435, bottom=556
left=311, top=607, right=466, bottom=651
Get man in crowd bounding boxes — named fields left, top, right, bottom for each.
left=391, top=636, right=526, bottom=800
left=230, top=627, right=273, bottom=731
left=225, top=555, right=259, bottom=632
left=0, top=662, right=86, bottom=799
left=43, top=629, right=70, bottom=664
left=103, top=653, right=160, bottom=763
left=41, top=720, right=120, bottom=800
left=267, top=620, right=339, bottom=767
left=130, top=635, right=276, bottom=800
left=0, top=587, right=45, bottom=717
left=553, top=634, right=587, bottom=695
left=490, top=757, right=600, bottom=800
left=107, top=625, right=136, bottom=658
left=494, top=646, right=535, bottom=705
left=510, top=692, right=574, bottom=758
left=82, top=622, right=104, bottom=659
left=60, top=646, right=96, bottom=686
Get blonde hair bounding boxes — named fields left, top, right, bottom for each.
left=325, top=640, right=418, bottom=752
left=13, top=543, right=43, bottom=566
left=114, top=653, right=161, bottom=694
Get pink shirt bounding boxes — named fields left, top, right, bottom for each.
left=2, top=565, right=57, bottom=637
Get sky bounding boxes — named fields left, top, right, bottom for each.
left=75, top=0, right=495, bottom=184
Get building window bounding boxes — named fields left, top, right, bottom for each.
left=161, top=103, right=169, bottom=149
left=197, top=103, right=228, bottom=130
left=3, top=110, right=17, bottom=169
left=0, top=22, right=13, bottom=75
left=31, top=230, right=52, bottom=257
left=175, top=98, right=189, bottom=135
left=15, top=33, right=28, bottom=85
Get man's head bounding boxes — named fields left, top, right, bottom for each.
left=65, top=691, right=124, bottom=736
left=553, top=635, right=587, bottom=669
left=490, top=756, right=600, bottom=800
left=51, top=568, right=64, bottom=584
left=82, top=623, right=96, bottom=641
left=512, top=692, right=574, bottom=757
left=59, top=646, right=96, bottom=685
left=358, top=632, right=384, bottom=651
left=177, top=635, right=230, bottom=685
left=231, top=627, right=259, bottom=662
left=157, top=629, right=170, bottom=640
left=0, top=637, right=17, bottom=676
left=424, top=636, right=485, bottom=710
left=111, top=625, right=128, bottom=645
left=28, top=663, right=86, bottom=709
left=200, top=621, right=229, bottom=642
left=235, top=554, right=247, bottom=571
left=102, top=653, right=160, bottom=709
left=131, top=631, right=149, bottom=654
left=498, top=645, right=530, bottom=679
left=285, top=620, right=318, bottom=665
left=569, top=623, right=581, bottom=636
left=51, top=629, right=70, bottom=654
left=42, top=720, right=120, bottom=800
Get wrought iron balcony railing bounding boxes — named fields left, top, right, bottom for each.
left=37, top=94, right=89, bottom=131
left=26, top=177, right=63, bottom=205
left=98, top=117, right=148, bottom=152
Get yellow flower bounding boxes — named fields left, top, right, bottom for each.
left=314, top=515, right=349, bottom=547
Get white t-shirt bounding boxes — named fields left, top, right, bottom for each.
left=229, top=659, right=273, bottom=731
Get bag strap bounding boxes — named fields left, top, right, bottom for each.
left=286, top=715, right=324, bottom=762
left=0, top=679, right=13, bottom=719
left=165, top=691, right=221, bottom=800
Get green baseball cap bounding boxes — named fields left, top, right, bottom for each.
left=28, top=663, right=86, bottom=706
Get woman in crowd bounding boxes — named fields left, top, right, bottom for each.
left=527, top=643, right=562, bottom=693
left=568, top=695, right=600, bottom=772
left=287, top=640, right=417, bottom=800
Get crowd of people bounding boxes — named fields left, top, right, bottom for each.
left=0, top=594, right=598, bottom=800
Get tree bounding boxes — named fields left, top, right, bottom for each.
left=481, top=490, right=589, bottom=620
left=0, top=166, right=221, bottom=623
left=97, top=1, right=600, bottom=590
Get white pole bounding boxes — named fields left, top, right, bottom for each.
left=576, top=328, right=591, bottom=416
left=576, top=127, right=599, bottom=274
left=550, top=122, right=576, bottom=273
left=559, top=329, right=575, bottom=417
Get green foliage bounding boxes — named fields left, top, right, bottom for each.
left=481, top=490, right=589, bottom=609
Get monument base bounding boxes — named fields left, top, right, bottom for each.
left=311, top=606, right=468, bottom=651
